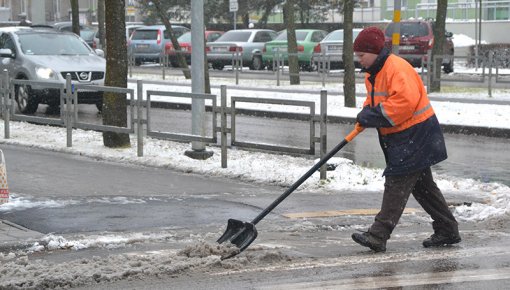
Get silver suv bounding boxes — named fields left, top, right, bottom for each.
left=206, top=29, right=277, bottom=70
left=128, top=24, right=190, bottom=65
left=0, top=27, right=106, bottom=114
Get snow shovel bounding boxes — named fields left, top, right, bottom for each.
left=217, top=125, right=364, bottom=258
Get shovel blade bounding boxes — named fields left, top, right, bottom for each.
left=217, top=219, right=258, bottom=258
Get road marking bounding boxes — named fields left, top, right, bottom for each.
left=283, top=208, right=422, bottom=218
left=257, top=267, right=510, bottom=289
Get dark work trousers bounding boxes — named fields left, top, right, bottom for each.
left=369, top=167, right=459, bottom=241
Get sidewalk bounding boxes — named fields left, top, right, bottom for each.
left=0, top=219, right=43, bottom=251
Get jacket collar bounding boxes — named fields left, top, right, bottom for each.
left=361, top=47, right=391, bottom=76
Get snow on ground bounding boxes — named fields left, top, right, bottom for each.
left=0, top=32, right=509, bottom=289
left=0, top=117, right=508, bottom=224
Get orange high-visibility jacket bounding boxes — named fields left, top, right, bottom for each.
left=362, top=54, right=435, bottom=135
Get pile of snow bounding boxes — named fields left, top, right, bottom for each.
left=452, top=33, right=488, bottom=47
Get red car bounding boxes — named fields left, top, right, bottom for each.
left=384, top=20, right=454, bottom=73
left=164, top=30, right=224, bottom=66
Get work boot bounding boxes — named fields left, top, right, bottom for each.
left=422, top=233, right=461, bottom=248
left=351, top=232, right=386, bottom=252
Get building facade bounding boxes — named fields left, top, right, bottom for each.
left=0, top=0, right=143, bottom=24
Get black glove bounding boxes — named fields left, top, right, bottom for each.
left=356, top=106, right=371, bottom=126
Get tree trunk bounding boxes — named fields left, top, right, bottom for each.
left=343, top=0, right=356, bottom=108
left=284, top=0, right=300, bottom=85
left=97, top=0, right=106, bottom=50
left=102, top=0, right=130, bottom=148
left=70, top=0, right=80, bottom=35
left=430, top=0, right=448, bottom=92
left=152, top=0, right=191, bottom=79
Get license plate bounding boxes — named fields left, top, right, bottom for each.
left=136, top=44, right=149, bottom=49
left=327, top=45, right=342, bottom=51
left=272, top=47, right=287, bottom=52
left=399, top=45, right=415, bottom=51
left=213, top=47, right=227, bottom=52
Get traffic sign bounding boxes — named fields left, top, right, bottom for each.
left=229, top=0, right=238, bottom=12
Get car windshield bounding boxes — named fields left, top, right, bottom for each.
left=325, top=30, right=343, bottom=41
left=79, top=29, right=96, bottom=41
left=178, top=32, right=191, bottom=42
left=385, top=23, right=429, bottom=37
left=274, top=31, right=309, bottom=41
left=163, top=28, right=188, bottom=39
left=216, top=31, right=251, bottom=42
left=131, top=30, right=158, bottom=40
left=18, top=33, right=91, bottom=55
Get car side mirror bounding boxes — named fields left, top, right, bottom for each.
left=0, top=48, right=14, bottom=58
left=445, top=31, right=453, bottom=38
left=95, top=49, right=105, bottom=58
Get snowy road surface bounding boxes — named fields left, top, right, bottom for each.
left=1, top=142, right=510, bottom=289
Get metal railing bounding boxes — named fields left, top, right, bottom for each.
left=0, top=74, right=331, bottom=178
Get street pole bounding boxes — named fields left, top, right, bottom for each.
left=392, top=0, right=401, bottom=55
left=479, top=0, right=482, bottom=64
left=475, top=0, right=479, bottom=70
left=185, top=0, right=213, bottom=160
left=230, top=0, right=238, bottom=30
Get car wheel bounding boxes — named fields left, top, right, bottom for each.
left=212, top=63, right=224, bottom=70
left=15, top=81, right=39, bottom=114
left=443, top=60, right=454, bottom=74
left=300, top=64, right=314, bottom=72
left=250, top=55, right=264, bottom=70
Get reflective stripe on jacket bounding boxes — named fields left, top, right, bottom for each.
left=363, top=54, right=434, bottom=136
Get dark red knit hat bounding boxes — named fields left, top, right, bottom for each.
left=353, top=26, right=385, bottom=54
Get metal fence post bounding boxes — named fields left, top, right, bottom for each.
left=161, top=54, right=166, bottom=80
left=65, top=74, right=73, bottom=147
left=128, top=52, right=133, bottom=79
left=276, top=48, right=281, bottom=87
left=235, top=49, right=241, bottom=85
left=426, top=50, right=432, bottom=92
left=2, top=70, right=9, bottom=139
left=318, top=52, right=326, bottom=87
left=320, top=90, right=327, bottom=180
left=221, top=85, right=227, bottom=168
left=488, top=51, right=493, bottom=98
left=137, top=80, right=144, bottom=157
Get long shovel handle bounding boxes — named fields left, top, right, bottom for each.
left=251, top=124, right=364, bottom=225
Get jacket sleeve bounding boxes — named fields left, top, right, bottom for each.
left=356, top=105, right=393, bottom=128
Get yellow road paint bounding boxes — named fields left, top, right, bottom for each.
left=283, top=208, right=422, bottom=219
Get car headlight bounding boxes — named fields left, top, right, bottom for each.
left=36, top=67, right=56, bottom=80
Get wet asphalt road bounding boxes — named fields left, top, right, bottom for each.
left=2, top=97, right=510, bottom=288
left=2, top=138, right=510, bottom=289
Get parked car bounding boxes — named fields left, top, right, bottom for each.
left=312, top=28, right=363, bottom=69
left=93, top=24, right=145, bottom=49
left=262, top=29, right=328, bottom=71
left=384, top=20, right=454, bottom=73
left=206, top=29, right=277, bottom=70
left=0, top=26, right=106, bottom=114
left=128, top=24, right=190, bottom=65
left=165, top=30, right=224, bottom=66
left=52, top=22, right=97, bottom=48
